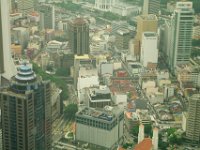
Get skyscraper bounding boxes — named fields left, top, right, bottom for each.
left=0, top=65, right=51, bottom=150
left=134, top=14, right=158, bottom=59
left=186, top=94, right=200, bottom=143
left=0, top=0, right=17, bottom=84
left=140, top=32, right=158, bottom=68
left=169, top=2, right=194, bottom=73
left=68, top=17, right=90, bottom=55
left=17, top=0, right=34, bottom=15
left=143, top=0, right=160, bottom=15
left=39, top=4, right=55, bottom=30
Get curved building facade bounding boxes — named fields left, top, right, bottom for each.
left=0, top=65, right=51, bottom=150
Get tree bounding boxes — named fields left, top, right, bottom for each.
left=56, top=67, right=70, bottom=76
left=32, top=62, right=69, bottom=100
left=64, top=104, right=78, bottom=120
left=131, top=124, right=139, bottom=136
left=144, top=124, right=152, bottom=136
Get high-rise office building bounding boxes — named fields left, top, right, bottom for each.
left=186, top=94, right=200, bottom=143
left=68, top=17, right=90, bottom=55
left=143, top=0, right=160, bottom=15
left=116, top=28, right=131, bottom=50
left=0, top=65, right=51, bottom=150
left=39, top=4, right=55, bottom=30
left=0, top=0, right=17, bottom=84
left=169, top=2, right=194, bottom=73
left=134, top=14, right=158, bottom=59
left=17, top=0, right=34, bottom=15
left=140, top=32, right=158, bottom=68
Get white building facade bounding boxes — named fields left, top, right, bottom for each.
left=140, top=32, right=158, bottom=67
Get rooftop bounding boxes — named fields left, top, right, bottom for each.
left=143, top=32, right=157, bottom=37
left=134, top=138, right=152, bottom=150
left=76, top=106, right=123, bottom=122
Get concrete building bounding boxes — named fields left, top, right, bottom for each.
left=75, top=106, right=124, bottom=150
left=111, top=4, right=140, bottom=16
left=124, top=112, right=139, bottom=132
left=100, top=62, right=113, bottom=76
left=68, top=17, right=89, bottom=55
left=116, top=28, right=131, bottom=50
left=193, top=25, right=200, bottom=40
left=140, top=32, right=158, bottom=68
left=169, top=2, right=194, bottom=73
left=74, top=55, right=97, bottom=88
left=0, top=0, right=17, bottom=84
left=17, top=0, right=34, bottom=15
left=87, top=86, right=111, bottom=108
left=152, top=128, right=158, bottom=150
left=0, top=65, right=51, bottom=150
left=186, top=94, right=200, bottom=143
left=39, top=4, right=55, bottom=30
left=134, top=15, right=158, bottom=59
left=95, top=0, right=116, bottom=12
left=160, top=17, right=174, bottom=65
left=138, top=124, right=144, bottom=144
left=143, top=0, right=160, bottom=15
left=12, top=27, right=29, bottom=50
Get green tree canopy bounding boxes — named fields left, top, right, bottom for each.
left=64, top=104, right=78, bottom=120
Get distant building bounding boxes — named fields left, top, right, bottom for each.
left=0, top=0, right=17, bottom=83
left=17, top=0, right=34, bottom=15
left=75, top=106, right=124, bottom=150
left=111, top=4, right=140, bottom=16
left=140, top=32, right=158, bottom=68
left=0, top=65, right=51, bottom=150
left=138, top=124, right=144, bottom=144
left=169, top=2, right=194, bottom=73
left=186, top=94, right=200, bottom=143
left=39, top=4, right=55, bottom=30
left=68, top=17, right=89, bottom=55
left=95, top=0, right=116, bottom=12
left=87, top=86, right=111, bottom=108
left=116, top=28, right=131, bottom=50
left=134, top=15, right=158, bottom=60
left=143, top=0, right=160, bottom=15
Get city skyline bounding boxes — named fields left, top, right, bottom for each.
left=0, top=0, right=199, bottom=150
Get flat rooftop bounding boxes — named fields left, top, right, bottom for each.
left=76, top=106, right=123, bottom=122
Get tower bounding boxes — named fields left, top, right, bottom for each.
left=17, top=0, right=34, bottom=15
left=0, top=0, right=17, bottom=84
left=39, top=4, right=55, bottom=30
left=0, top=65, right=52, bottom=150
left=143, top=0, right=160, bottom=15
left=140, top=32, right=158, bottom=68
left=138, top=124, right=144, bottom=144
left=68, top=17, right=89, bottom=55
left=169, top=2, right=194, bottom=73
left=186, top=94, right=200, bottom=143
left=134, top=14, right=158, bottom=60
left=152, top=127, right=159, bottom=150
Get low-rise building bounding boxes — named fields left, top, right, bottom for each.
left=75, top=106, right=124, bottom=150
left=87, top=86, right=112, bottom=108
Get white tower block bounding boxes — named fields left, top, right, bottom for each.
left=1, top=0, right=17, bottom=81
left=152, top=127, right=159, bottom=150
left=138, top=124, right=144, bottom=144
